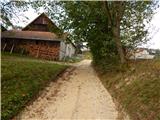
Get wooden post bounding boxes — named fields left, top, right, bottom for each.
left=47, top=44, right=50, bottom=56
left=21, top=48, right=25, bottom=55
left=36, top=46, right=40, bottom=58
left=3, top=43, right=7, bottom=51
left=10, top=44, right=15, bottom=54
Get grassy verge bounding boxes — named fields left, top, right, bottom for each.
left=95, top=59, right=160, bottom=120
left=1, top=54, right=68, bottom=120
left=61, top=56, right=82, bottom=63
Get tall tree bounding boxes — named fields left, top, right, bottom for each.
left=59, top=1, right=157, bottom=64
left=102, top=1, right=126, bottom=63
left=102, top=1, right=157, bottom=63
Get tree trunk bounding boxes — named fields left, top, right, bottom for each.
left=102, top=1, right=126, bottom=64
left=112, top=24, right=126, bottom=64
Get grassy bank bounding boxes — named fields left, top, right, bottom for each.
left=1, top=54, right=68, bottom=120
left=95, top=59, right=160, bottom=120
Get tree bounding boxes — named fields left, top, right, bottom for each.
left=59, top=1, right=157, bottom=65
left=102, top=1, right=126, bottom=64
left=102, top=1, right=157, bottom=63
left=58, top=2, right=119, bottom=68
left=0, top=0, right=30, bottom=28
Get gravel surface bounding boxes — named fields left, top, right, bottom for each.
left=17, top=60, right=118, bottom=120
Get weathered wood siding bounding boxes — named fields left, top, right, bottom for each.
left=23, top=13, right=59, bottom=33
left=59, top=41, right=76, bottom=60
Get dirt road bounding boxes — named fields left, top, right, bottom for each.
left=18, top=60, right=118, bottom=119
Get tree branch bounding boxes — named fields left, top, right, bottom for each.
left=102, top=1, right=112, bottom=26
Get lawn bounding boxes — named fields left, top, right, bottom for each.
left=96, top=59, right=160, bottom=120
left=1, top=53, right=68, bottom=120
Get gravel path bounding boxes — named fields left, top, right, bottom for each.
left=17, top=60, right=118, bottom=120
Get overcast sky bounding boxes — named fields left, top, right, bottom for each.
left=145, top=7, right=160, bottom=49
left=9, top=3, right=160, bottom=49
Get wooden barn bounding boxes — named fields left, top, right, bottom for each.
left=1, top=13, right=76, bottom=60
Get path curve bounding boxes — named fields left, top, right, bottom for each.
left=18, top=60, right=118, bottom=120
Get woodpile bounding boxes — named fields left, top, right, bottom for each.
left=20, top=42, right=60, bottom=60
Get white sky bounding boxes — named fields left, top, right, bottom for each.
left=144, top=7, right=160, bottom=49
left=9, top=4, right=160, bottom=49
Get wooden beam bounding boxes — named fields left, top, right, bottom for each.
left=10, top=44, right=14, bottom=54
left=21, top=48, right=25, bottom=55
left=47, top=44, right=50, bottom=55
left=3, top=43, right=7, bottom=51
left=36, top=46, right=40, bottom=58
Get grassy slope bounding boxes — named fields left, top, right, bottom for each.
left=1, top=54, right=68, bottom=120
left=96, top=59, right=160, bottom=120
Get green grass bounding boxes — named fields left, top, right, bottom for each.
left=1, top=53, right=68, bottom=120
left=95, top=59, right=160, bottom=120
left=62, top=56, right=82, bottom=63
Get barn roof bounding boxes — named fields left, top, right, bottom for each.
left=1, top=30, right=62, bottom=41
left=22, top=13, right=62, bottom=33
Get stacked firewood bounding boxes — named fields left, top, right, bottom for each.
left=22, top=43, right=60, bottom=60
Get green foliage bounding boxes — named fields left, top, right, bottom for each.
left=58, top=1, right=157, bottom=67
left=60, top=1, right=120, bottom=66
left=0, top=0, right=30, bottom=28
left=1, top=54, right=68, bottom=120
left=121, top=1, right=157, bottom=48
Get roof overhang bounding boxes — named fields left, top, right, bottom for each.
left=2, top=30, right=63, bottom=42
